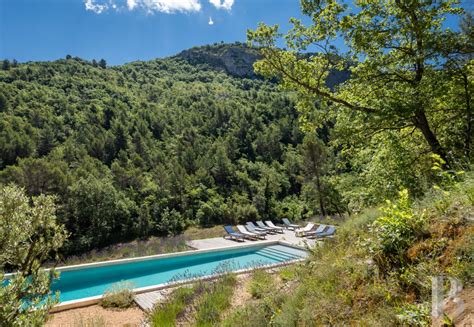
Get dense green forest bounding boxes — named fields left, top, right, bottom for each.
left=0, top=43, right=347, bottom=255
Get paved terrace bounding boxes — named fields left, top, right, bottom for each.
left=186, top=229, right=318, bottom=250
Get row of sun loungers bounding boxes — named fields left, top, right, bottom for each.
left=223, top=219, right=336, bottom=242
left=295, top=223, right=336, bottom=238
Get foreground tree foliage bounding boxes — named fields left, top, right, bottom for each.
left=248, top=0, right=472, bottom=184
left=0, top=184, right=68, bottom=326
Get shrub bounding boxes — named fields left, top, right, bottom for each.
left=249, top=270, right=274, bottom=299
left=396, top=303, right=431, bottom=326
left=279, top=266, right=297, bottom=282
left=99, top=281, right=135, bottom=309
left=195, top=274, right=236, bottom=326
left=150, top=286, right=195, bottom=327
left=156, top=208, right=188, bottom=236
left=221, top=303, right=268, bottom=327
left=274, top=195, right=309, bottom=222
left=367, top=189, right=428, bottom=272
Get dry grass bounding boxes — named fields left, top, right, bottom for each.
left=183, top=225, right=224, bottom=240
left=51, top=226, right=225, bottom=267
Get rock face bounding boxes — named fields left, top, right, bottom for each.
left=175, top=43, right=350, bottom=88
left=175, top=43, right=262, bottom=79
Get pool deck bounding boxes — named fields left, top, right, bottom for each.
left=135, top=288, right=171, bottom=311
left=186, top=229, right=317, bottom=250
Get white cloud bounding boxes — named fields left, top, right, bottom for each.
left=86, top=0, right=227, bottom=14
left=123, top=0, right=202, bottom=13
left=208, top=0, right=233, bottom=10
left=139, top=0, right=201, bottom=13
left=84, top=0, right=108, bottom=14
left=208, top=16, right=214, bottom=25
left=127, top=0, right=137, bottom=10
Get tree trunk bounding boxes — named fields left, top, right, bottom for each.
left=462, top=74, right=472, bottom=161
left=413, top=109, right=451, bottom=168
left=315, top=174, right=327, bottom=216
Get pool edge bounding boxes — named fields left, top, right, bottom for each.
left=5, top=240, right=281, bottom=278
left=50, top=240, right=307, bottom=313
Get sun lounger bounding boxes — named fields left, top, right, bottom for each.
left=236, top=225, right=262, bottom=240
left=295, top=223, right=315, bottom=237
left=223, top=226, right=245, bottom=242
left=256, top=221, right=279, bottom=234
left=304, top=224, right=327, bottom=237
left=246, top=222, right=269, bottom=233
left=264, top=221, right=284, bottom=233
left=282, top=218, right=300, bottom=230
left=307, top=226, right=336, bottom=239
left=245, top=223, right=268, bottom=237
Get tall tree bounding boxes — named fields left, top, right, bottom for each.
left=444, top=12, right=473, bottom=162
left=248, top=0, right=471, bottom=168
left=301, top=134, right=328, bottom=216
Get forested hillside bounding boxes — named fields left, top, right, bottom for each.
left=0, top=44, right=345, bottom=255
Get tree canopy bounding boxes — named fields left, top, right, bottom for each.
left=248, top=0, right=472, bottom=171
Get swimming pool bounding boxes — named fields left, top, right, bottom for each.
left=51, top=243, right=307, bottom=304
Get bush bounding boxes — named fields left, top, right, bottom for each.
left=150, top=286, right=195, bottom=327
left=274, top=195, right=309, bottom=222
left=196, top=193, right=230, bottom=226
left=396, top=303, right=431, bottom=326
left=156, top=208, right=188, bottom=236
left=249, top=270, right=274, bottom=299
left=195, top=274, right=236, bottom=326
left=279, top=266, right=297, bottom=282
left=367, top=189, right=428, bottom=272
left=99, top=281, right=135, bottom=309
left=221, top=303, right=268, bottom=327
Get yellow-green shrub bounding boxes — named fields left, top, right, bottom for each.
left=99, top=281, right=135, bottom=309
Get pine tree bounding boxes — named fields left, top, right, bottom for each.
left=2, top=59, right=10, bottom=71
left=99, top=59, right=107, bottom=69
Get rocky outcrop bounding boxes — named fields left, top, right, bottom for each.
left=175, top=43, right=350, bottom=87
left=175, top=43, right=262, bottom=79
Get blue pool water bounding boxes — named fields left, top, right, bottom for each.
left=52, top=244, right=307, bottom=303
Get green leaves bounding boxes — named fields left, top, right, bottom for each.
left=0, top=184, right=68, bottom=326
left=248, top=0, right=471, bottom=208
left=368, top=189, right=427, bottom=271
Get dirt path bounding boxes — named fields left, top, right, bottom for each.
left=443, top=287, right=473, bottom=326
left=229, top=274, right=253, bottom=308
left=432, top=287, right=473, bottom=326
left=46, top=305, right=145, bottom=327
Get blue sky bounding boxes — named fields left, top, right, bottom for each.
left=0, top=0, right=469, bottom=65
left=0, top=0, right=310, bottom=65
